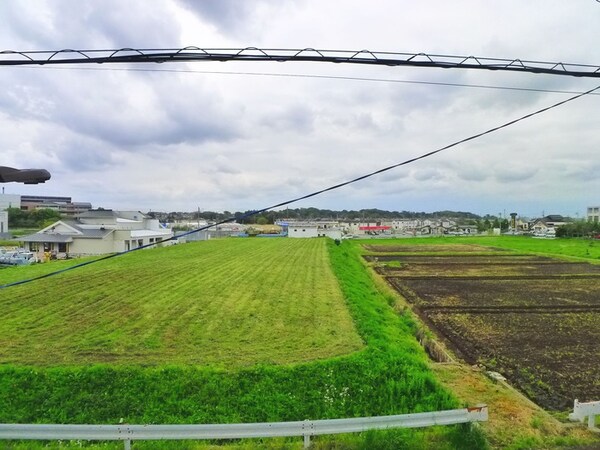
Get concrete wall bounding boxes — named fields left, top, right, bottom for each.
left=324, top=229, right=342, bottom=240
left=69, top=237, right=115, bottom=255
left=288, top=226, right=319, bottom=238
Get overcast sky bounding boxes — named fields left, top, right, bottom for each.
left=0, top=1, right=598, bottom=218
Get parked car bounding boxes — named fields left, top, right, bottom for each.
left=0, top=250, right=38, bottom=265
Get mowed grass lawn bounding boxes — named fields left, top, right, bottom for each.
left=0, top=238, right=364, bottom=367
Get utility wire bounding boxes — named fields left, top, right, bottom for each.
left=2, top=82, right=599, bottom=290
left=1, top=47, right=600, bottom=78
left=19, top=65, right=600, bottom=97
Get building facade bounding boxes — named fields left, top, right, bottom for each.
left=287, top=222, right=342, bottom=239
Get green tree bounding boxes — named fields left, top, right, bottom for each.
left=7, top=207, right=61, bottom=228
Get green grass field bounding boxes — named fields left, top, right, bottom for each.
left=0, top=239, right=363, bottom=367
left=0, top=237, right=487, bottom=449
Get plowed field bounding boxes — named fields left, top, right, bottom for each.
left=370, top=243, right=600, bottom=410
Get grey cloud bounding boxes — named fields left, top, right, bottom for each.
left=494, top=166, right=538, bottom=182
left=562, top=161, right=600, bottom=182
left=176, top=0, right=291, bottom=37
left=177, top=0, right=245, bottom=30
left=212, top=156, right=241, bottom=175
left=258, top=104, right=314, bottom=133
left=454, top=164, right=489, bottom=182
left=56, top=143, right=115, bottom=172
left=413, top=168, right=445, bottom=182
left=0, top=1, right=180, bottom=49
left=1, top=69, right=240, bottom=150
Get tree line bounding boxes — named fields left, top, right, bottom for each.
left=6, top=207, right=62, bottom=228
left=150, top=208, right=483, bottom=224
left=556, top=221, right=600, bottom=238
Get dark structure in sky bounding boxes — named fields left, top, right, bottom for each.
left=0, top=166, right=51, bottom=184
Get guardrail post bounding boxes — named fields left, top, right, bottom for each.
left=302, top=419, right=314, bottom=448
left=303, top=433, right=310, bottom=448
left=124, top=438, right=131, bottom=450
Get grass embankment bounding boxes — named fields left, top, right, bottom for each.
left=0, top=239, right=486, bottom=449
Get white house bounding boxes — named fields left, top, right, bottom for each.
left=287, top=222, right=342, bottom=239
left=17, top=210, right=173, bottom=258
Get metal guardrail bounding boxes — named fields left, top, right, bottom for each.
left=0, top=405, right=488, bottom=449
left=569, top=399, right=600, bottom=431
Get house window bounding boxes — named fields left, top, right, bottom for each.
left=30, top=242, right=40, bottom=252
left=58, top=243, right=67, bottom=253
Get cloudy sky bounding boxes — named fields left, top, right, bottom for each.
left=0, top=1, right=598, bottom=218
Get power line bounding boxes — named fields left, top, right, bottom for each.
left=2, top=47, right=600, bottom=78
left=19, top=65, right=600, bottom=97
left=3, top=82, right=599, bottom=290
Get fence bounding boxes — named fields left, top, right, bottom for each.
left=569, top=399, right=600, bottom=430
left=0, top=405, right=488, bottom=449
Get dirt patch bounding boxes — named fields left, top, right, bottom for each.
left=389, top=278, right=600, bottom=308
left=386, top=263, right=600, bottom=277
left=427, top=311, right=600, bottom=410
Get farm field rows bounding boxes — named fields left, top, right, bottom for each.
left=368, top=238, right=600, bottom=411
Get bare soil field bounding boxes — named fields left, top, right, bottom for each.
left=383, top=262, right=600, bottom=278
left=389, top=278, right=600, bottom=309
left=427, top=311, right=600, bottom=410
left=364, top=244, right=508, bottom=253
left=370, top=248, right=600, bottom=411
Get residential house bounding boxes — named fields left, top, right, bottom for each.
left=530, top=215, right=569, bottom=235
left=17, top=209, right=173, bottom=258
left=455, top=224, right=478, bottom=234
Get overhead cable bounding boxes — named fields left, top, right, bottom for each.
left=1, top=47, right=600, bottom=78
left=19, top=65, right=600, bottom=96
